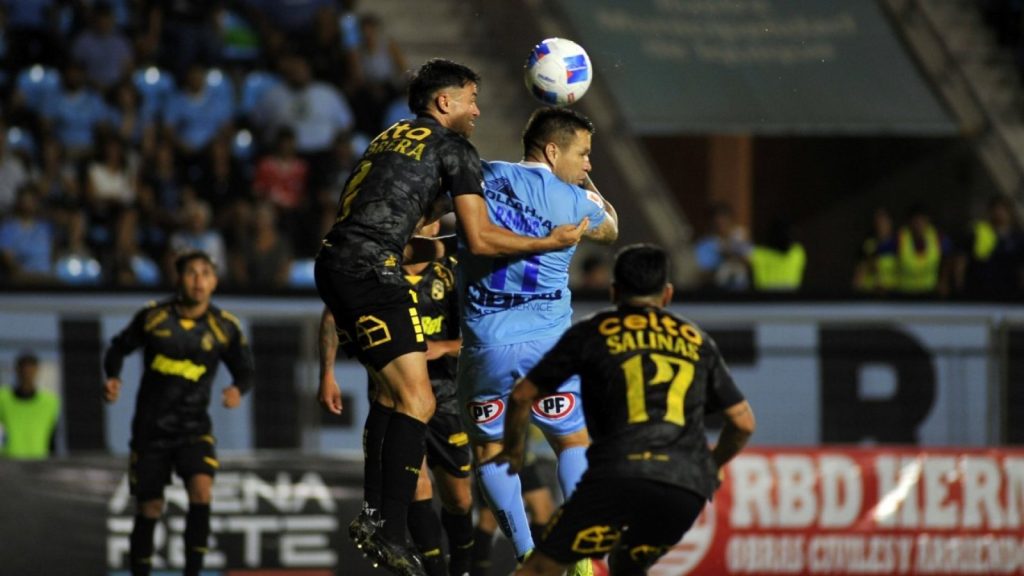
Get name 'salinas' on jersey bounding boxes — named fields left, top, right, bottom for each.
left=527, top=305, right=746, bottom=499
left=319, top=116, right=483, bottom=284
left=104, top=299, right=255, bottom=447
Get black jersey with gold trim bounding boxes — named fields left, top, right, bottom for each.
left=405, top=255, right=460, bottom=415
left=318, top=116, right=483, bottom=285
left=104, top=299, right=255, bottom=448
left=526, top=305, right=745, bottom=499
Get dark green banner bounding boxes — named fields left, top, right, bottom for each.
left=557, top=0, right=956, bottom=134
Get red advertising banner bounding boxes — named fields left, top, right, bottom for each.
left=651, top=448, right=1024, bottom=576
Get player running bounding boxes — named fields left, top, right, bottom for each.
left=103, top=250, right=255, bottom=576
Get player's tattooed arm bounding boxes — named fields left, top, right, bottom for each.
left=712, top=400, right=755, bottom=470
left=318, top=307, right=344, bottom=415
left=582, top=175, right=618, bottom=245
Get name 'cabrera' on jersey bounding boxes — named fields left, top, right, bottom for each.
left=318, top=116, right=484, bottom=284
left=526, top=305, right=746, bottom=499
left=457, top=160, right=606, bottom=346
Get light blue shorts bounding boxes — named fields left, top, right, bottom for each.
left=457, top=338, right=585, bottom=442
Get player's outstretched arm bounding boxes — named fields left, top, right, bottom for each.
left=495, top=377, right=541, bottom=473
left=455, top=194, right=587, bottom=257
left=318, top=307, right=344, bottom=415
left=712, top=400, right=756, bottom=470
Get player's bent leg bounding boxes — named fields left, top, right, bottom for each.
left=514, top=550, right=570, bottom=576
left=435, top=468, right=474, bottom=576
left=409, top=459, right=446, bottom=576
left=364, top=353, right=433, bottom=576
left=547, top=429, right=590, bottom=500
left=378, top=351, right=435, bottom=422
left=184, top=474, right=214, bottom=576
left=474, top=441, right=534, bottom=560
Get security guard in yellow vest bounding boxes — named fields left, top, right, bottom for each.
left=750, top=219, right=805, bottom=292
left=854, top=208, right=898, bottom=293
left=896, top=206, right=950, bottom=295
left=959, top=195, right=1023, bottom=298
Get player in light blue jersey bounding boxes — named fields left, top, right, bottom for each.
left=456, top=107, right=618, bottom=572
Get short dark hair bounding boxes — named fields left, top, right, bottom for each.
left=522, top=107, right=594, bottom=157
left=16, top=352, right=38, bottom=369
left=408, top=59, right=481, bottom=115
left=174, top=250, right=216, bottom=277
left=613, top=244, right=668, bottom=298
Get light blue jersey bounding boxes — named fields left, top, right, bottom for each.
left=458, top=160, right=606, bottom=347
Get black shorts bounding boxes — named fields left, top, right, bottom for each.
left=425, top=412, right=472, bottom=478
left=315, top=264, right=427, bottom=370
left=130, top=435, right=219, bottom=501
left=537, top=477, right=706, bottom=571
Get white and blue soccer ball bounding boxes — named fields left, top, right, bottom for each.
left=524, top=38, right=592, bottom=106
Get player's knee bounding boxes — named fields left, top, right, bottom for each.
left=138, top=498, right=165, bottom=518
left=441, top=487, right=473, bottom=515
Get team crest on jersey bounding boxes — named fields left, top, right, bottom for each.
left=468, top=399, right=504, bottom=424
left=531, top=393, right=575, bottom=420
left=201, top=332, right=214, bottom=351
left=431, top=279, right=445, bottom=300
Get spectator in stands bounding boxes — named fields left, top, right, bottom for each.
left=894, top=204, right=953, bottom=296
left=231, top=201, right=293, bottom=290
left=106, top=79, right=154, bottom=155
left=253, top=53, right=353, bottom=190
left=0, top=182, right=55, bottom=284
left=147, top=0, right=222, bottom=78
left=166, top=198, right=226, bottom=279
left=162, top=62, right=234, bottom=185
left=0, top=352, right=60, bottom=460
left=0, top=120, right=31, bottom=213
left=253, top=127, right=308, bottom=247
left=53, top=211, right=103, bottom=285
left=110, top=207, right=161, bottom=287
left=693, top=201, right=752, bottom=292
left=201, top=139, right=252, bottom=246
left=70, top=1, right=134, bottom=91
left=38, top=139, right=80, bottom=222
left=954, top=194, right=1024, bottom=299
left=748, top=218, right=805, bottom=292
left=2, top=0, right=61, bottom=74
left=350, top=13, right=407, bottom=133
left=853, top=207, right=898, bottom=295
left=40, top=59, right=113, bottom=163
left=139, top=140, right=183, bottom=216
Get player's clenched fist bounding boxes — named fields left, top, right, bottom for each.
left=104, top=378, right=121, bottom=403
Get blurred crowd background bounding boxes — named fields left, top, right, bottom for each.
left=0, top=0, right=1022, bottom=299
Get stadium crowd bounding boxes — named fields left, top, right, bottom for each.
left=0, top=0, right=409, bottom=290
left=0, top=1, right=1021, bottom=299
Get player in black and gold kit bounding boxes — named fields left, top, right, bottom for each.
left=320, top=220, right=474, bottom=576
left=103, top=251, right=254, bottom=576
left=499, top=244, right=756, bottom=576
left=315, top=58, right=587, bottom=576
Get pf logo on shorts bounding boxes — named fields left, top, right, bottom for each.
left=531, top=393, right=575, bottom=420
left=468, top=399, right=504, bottom=424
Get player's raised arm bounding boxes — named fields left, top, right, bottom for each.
left=318, top=307, right=344, bottom=415
left=454, top=193, right=586, bottom=257
left=581, top=175, right=618, bottom=245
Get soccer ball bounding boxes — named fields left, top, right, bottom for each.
left=524, top=38, right=592, bottom=106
